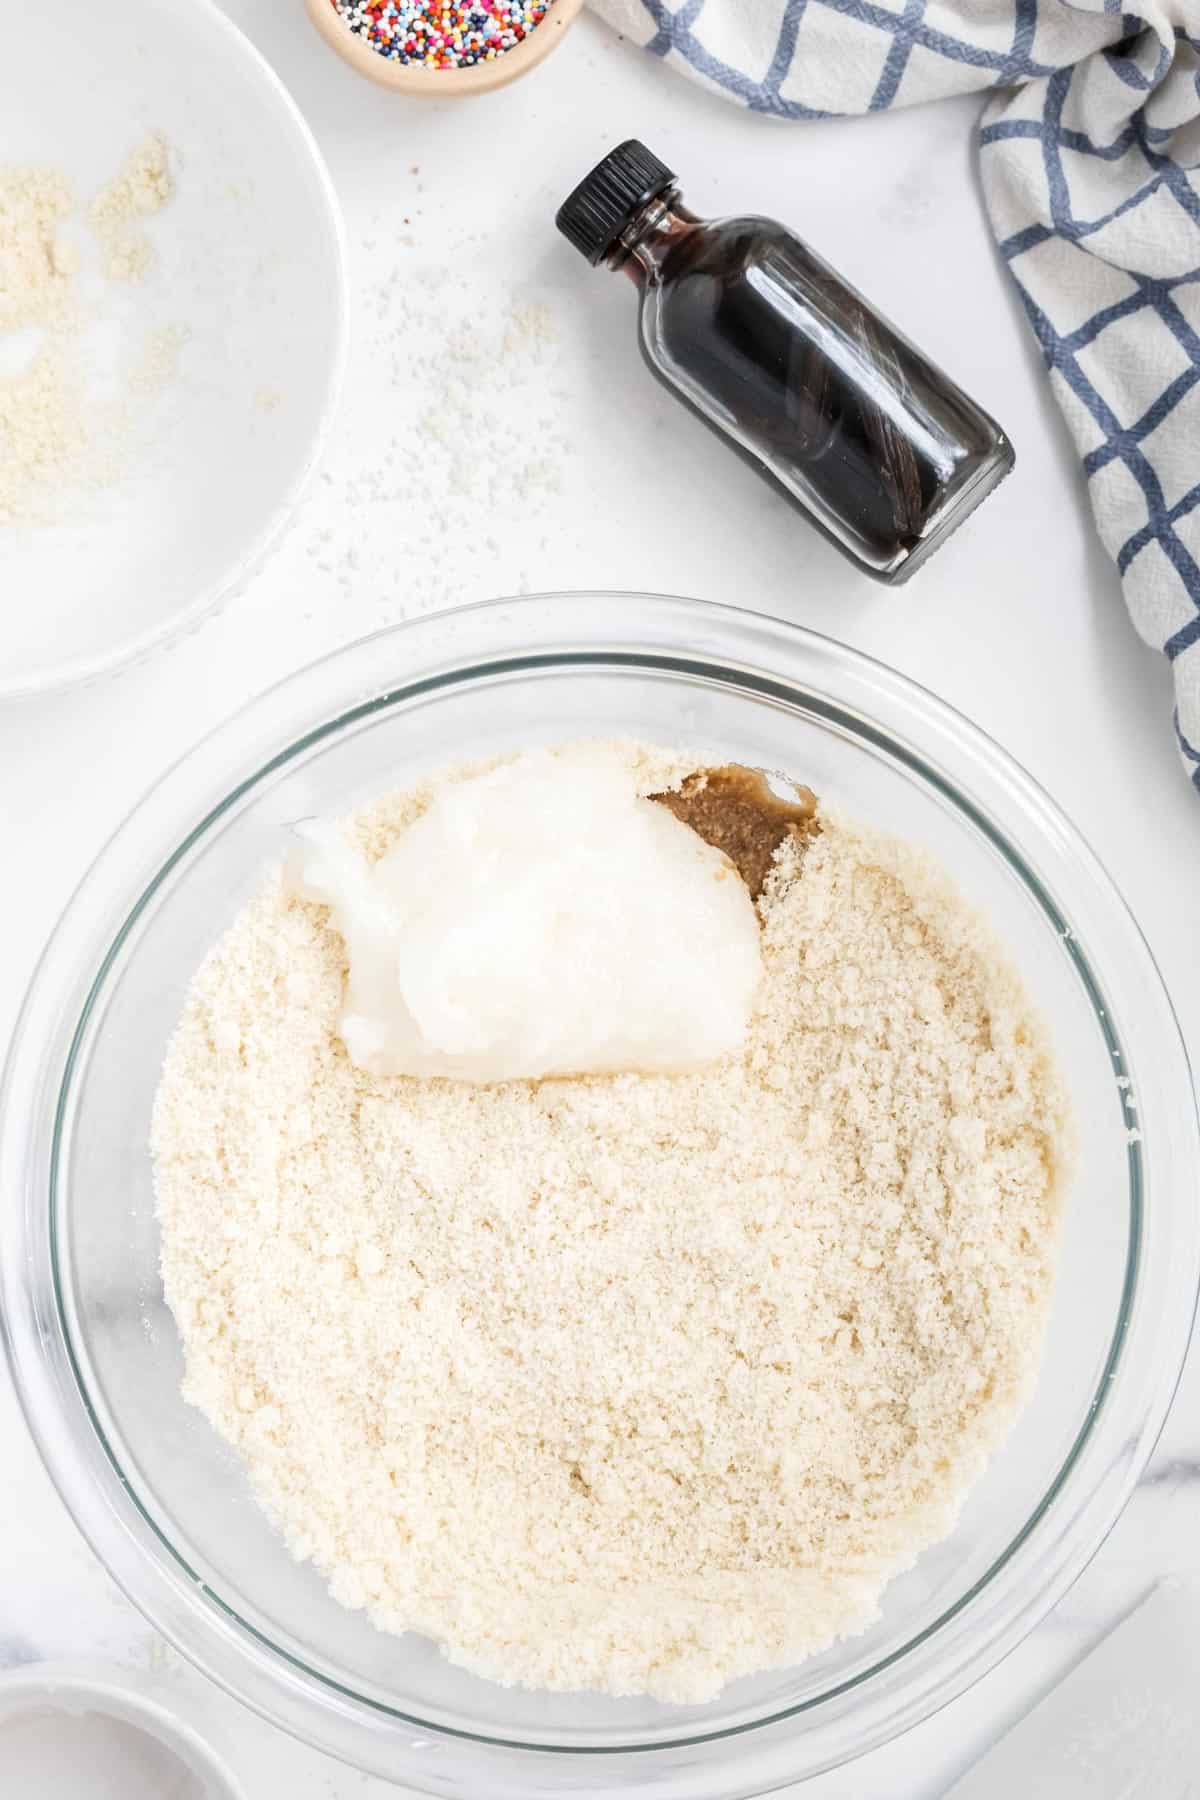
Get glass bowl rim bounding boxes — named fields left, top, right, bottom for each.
left=3, top=592, right=1197, bottom=1789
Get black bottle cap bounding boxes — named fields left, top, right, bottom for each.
left=556, top=140, right=676, bottom=266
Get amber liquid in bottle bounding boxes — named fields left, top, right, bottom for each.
left=619, top=195, right=1012, bottom=582
left=557, top=143, right=1013, bottom=584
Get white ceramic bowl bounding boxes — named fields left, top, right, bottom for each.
left=0, top=1662, right=245, bottom=1800
left=0, top=0, right=347, bottom=698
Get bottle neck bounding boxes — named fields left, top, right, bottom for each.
left=612, top=191, right=701, bottom=284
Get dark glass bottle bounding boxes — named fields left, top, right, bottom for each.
left=556, top=141, right=1014, bottom=584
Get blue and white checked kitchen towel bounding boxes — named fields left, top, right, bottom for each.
left=589, top=0, right=1200, bottom=790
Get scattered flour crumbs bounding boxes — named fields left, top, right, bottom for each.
left=303, top=274, right=567, bottom=618
left=0, top=134, right=179, bottom=524
left=152, top=742, right=1071, bottom=1704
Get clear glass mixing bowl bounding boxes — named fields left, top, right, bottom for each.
left=3, top=594, right=1197, bottom=1798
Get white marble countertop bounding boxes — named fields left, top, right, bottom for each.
left=3, top=4, right=1198, bottom=1794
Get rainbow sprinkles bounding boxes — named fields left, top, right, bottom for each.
left=327, top=0, right=554, bottom=68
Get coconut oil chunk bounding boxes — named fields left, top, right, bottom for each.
left=291, top=748, right=764, bottom=1082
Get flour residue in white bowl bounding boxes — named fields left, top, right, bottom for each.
left=0, top=135, right=181, bottom=529
left=1, top=0, right=348, bottom=696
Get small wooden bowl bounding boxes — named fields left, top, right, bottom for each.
left=304, top=0, right=583, bottom=95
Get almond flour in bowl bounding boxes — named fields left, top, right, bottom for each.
left=151, top=739, right=1070, bottom=1705
left=8, top=596, right=1195, bottom=1794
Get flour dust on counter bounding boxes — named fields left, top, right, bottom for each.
left=152, top=741, right=1070, bottom=1704
left=302, top=269, right=568, bottom=617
